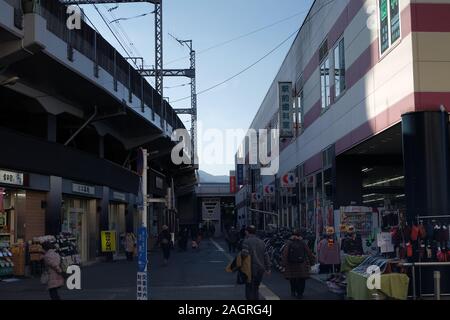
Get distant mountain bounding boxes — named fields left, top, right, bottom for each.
left=198, top=170, right=229, bottom=183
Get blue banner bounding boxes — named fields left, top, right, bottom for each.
left=138, top=227, right=147, bottom=272
left=236, top=164, right=244, bottom=186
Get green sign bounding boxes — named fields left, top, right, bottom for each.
left=380, top=0, right=388, bottom=21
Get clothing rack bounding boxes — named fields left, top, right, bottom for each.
left=413, top=215, right=450, bottom=300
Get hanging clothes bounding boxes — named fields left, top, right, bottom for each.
left=317, top=238, right=340, bottom=265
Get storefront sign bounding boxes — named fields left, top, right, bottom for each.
left=251, top=192, right=262, bottom=203
left=113, top=192, right=126, bottom=202
left=281, top=172, right=295, bottom=188
left=0, top=170, right=24, bottom=186
left=263, top=185, right=275, bottom=196
left=138, top=227, right=147, bottom=272
left=72, top=183, right=95, bottom=195
left=137, top=271, right=148, bottom=300
left=278, top=82, right=293, bottom=138
left=101, top=230, right=117, bottom=252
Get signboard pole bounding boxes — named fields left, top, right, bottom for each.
left=137, top=148, right=148, bottom=300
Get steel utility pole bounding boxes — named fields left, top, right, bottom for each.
left=136, top=148, right=149, bottom=300
left=162, top=36, right=197, bottom=165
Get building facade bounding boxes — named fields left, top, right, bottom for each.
left=235, top=0, right=450, bottom=232
left=0, top=0, right=196, bottom=265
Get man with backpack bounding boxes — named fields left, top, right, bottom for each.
left=281, top=229, right=316, bottom=299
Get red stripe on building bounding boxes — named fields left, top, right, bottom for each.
left=303, top=100, right=322, bottom=129
left=304, top=152, right=322, bottom=176
left=411, top=3, right=450, bottom=32
left=414, top=92, right=450, bottom=112
left=335, top=93, right=415, bottom=155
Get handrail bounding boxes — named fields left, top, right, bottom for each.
left=400, top=262, right=450, bottom=267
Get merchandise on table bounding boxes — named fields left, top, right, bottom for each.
left=0, top=247, right=14, bottom=276
left=33, top=233, right=81, bottom=267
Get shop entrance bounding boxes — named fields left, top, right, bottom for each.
left=62, top=199, right=91, bottom=263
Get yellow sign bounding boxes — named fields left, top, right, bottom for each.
left=101, top=231, right=116, bottom=252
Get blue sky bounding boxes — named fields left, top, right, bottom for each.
left=80, top=0, right=313, bottom=176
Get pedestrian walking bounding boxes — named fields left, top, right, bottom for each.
left=29, top=241, right=45, bottom=276
left=41, top=241, right=65, bottom=300
left=281, top=229, right=316, bottom=299
left=196, top=227, right=203, bottom=247
left=241, top=225, right=271, bottom=300
left=178, top=228, right=188, bottom=251
left=158, top=225, right=172, bottom=266
left=229, top=227, right=239, bottom=253
left=125, top=232, right=136, bottom=262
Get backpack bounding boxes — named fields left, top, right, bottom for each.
left=288, top=240, right=306, bottom=264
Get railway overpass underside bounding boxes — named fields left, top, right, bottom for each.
left=0, top=0, right=196, bottom=263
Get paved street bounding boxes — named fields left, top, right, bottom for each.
left=0, top=238, right=341, bottom=300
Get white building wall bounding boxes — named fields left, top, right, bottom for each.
left=244, top=0, right=415, bottom=176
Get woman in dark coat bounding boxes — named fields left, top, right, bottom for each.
left=157, top=225, right=172, bottom=266
left=281, top=229, right=316, bottom=299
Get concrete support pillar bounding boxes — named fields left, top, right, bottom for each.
left=402, top=111, right=450, bottom=220
left=46, top=176, right=62, bottom=236
left=99, top=135, right=105, bottom=159
left=47, top=114, right=57, bottom=142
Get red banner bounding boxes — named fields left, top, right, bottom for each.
left=230, top=176, right=236, bottom=193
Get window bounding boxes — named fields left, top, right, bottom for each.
left=320, top=58, right=330, bottom=110
left=334, top=38, right=346, bottom=98
left=379, top=0, right=401, bottom=55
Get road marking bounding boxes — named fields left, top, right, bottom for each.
left=210, top=239, right=225, bottom=252
left=260, top=285, right=281, bottom=300
left=152, top=285, right=236, bottom=289
left=209, top=238, right=280, bottom=301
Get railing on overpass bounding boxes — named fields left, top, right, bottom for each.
left=14, top=0, right=184, bottom=132
left=4, top=0, right=23, bottom=29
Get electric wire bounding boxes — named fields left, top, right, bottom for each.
left=170, top=28, right=299, bottom=104
left=165, top=9, right=311, bottom=66
left=104, top=4, right=143, bottom=57
left=170, top=0, right=335, bottom=104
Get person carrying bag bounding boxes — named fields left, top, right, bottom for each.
left=282, top=229, right=316, bottom=299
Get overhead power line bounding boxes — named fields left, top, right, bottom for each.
left=92, top=4, right=141, bottom=70
left=165, top=9, right=310, bottom=66
left=171, top=28, right=299, bottom=104
left=110, top=11, right=154, bottom=23
left=171, top=0, right=335, bottom=104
